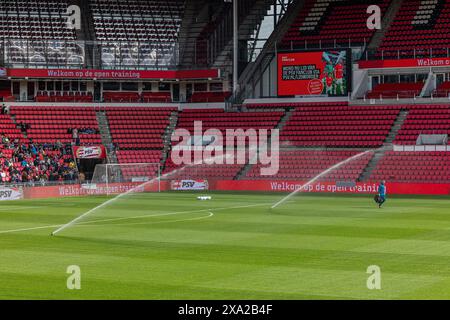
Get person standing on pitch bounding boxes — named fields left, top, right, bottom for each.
left=377, top=181, right=387, bottom=208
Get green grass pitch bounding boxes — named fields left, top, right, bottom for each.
left=1, top=191, right=450, bottom=299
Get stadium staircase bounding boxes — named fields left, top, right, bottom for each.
left=366, top=0, right=404, bottom=51
left=234, top=108, right=294, bottom=180
left=358, top=109, right=409, bottom=181
left=76, top=0, right=98, bottom=67
left=96, top=111, right=118, bottom=164
left=160, top=110, right=179, bottom=173
left=212, top=0, right=274, bottom=80
left=178, top=0, right=221, bottom=68
left=384, top=109, right=409, bottom=145
left=236, top=0, right=304, bottom=102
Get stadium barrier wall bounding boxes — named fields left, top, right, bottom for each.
left=19, top=180, right=450, bottom=200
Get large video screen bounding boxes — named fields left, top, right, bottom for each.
left=277, top=50, right=350, bottom=97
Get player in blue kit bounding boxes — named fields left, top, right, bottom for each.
left=377, top=181, right=387, bottom=208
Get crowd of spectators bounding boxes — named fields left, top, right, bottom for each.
left=0, top=133, right=79, bottom=184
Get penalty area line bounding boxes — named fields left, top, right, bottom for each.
left=78, top=211, right=215, bottom=227
left=65, top=202, right=272, bottom=226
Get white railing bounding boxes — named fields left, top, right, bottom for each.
left=393, top=145, right=450, bottom=152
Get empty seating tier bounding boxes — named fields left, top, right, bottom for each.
left=433, top=81, right=450, bottom=97
left=106, top=107, right=176, bottom=150
left=281, top=105, right=400, bottom=148
left=0, top=0, right=76, bottom=40
left=163, top=152, right=245, bottom=181
left=280, top=0, right=390, bottom=49
left=1, top=0, right=83, bottom=67
left=395, top=105, right=450, bottom=145
left=246, top=150, right=372, bottom=181
left=370, top=151, right=450, bottom=183
left=367, top=83, right=424, bottom=99
left=90, top=0, right=185, bottom=68
left=377, top=0, right=450, bottom=58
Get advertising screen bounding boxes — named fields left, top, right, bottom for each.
left=277, top=50, right=350, bottom=96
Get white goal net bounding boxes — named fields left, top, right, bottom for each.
left=90, top=163, right=161, bottom=195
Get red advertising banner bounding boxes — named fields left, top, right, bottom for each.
left=358, top=57, right=450, bottom=69
left=6, top=68, right=220, bottom=80
left=214, top=180, right=450, bottom=196
left=23, top=181, right=167, bottom=199
left=73, top=145, right=107, bottom=159
left=20, top=180, right=450, bottom=200
left=277, top=50, right=349, bottom=96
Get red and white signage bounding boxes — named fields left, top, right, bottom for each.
left=171, top=180, right=209, bottom=191
left=359, top=57, right=450, bottom=69
left=73, top=146, right=106, bottom=159
left=0, top=187, right=23, bottom=201
left=6, top=68, right=220, bottom=80
left=17, top=180, right=450, bottom=200
left=214, top=180, right=450, bottom=196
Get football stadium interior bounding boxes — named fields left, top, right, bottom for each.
left=1, top=0, right=450, bottom=300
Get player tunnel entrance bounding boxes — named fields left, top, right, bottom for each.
left=72, top=145, right=108, bottom=182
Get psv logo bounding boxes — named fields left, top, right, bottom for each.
left=0, top=191, right=12, bottom=198
left=182, top=181, right=195, bottom=188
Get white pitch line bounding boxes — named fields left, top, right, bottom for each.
left=79, top=211, right=215, bottom=227
left=0, top=206, right=41, bottom=211
left=0, top=224, right=61, bottom=235
left=0, top=202, right=269, bottom=235
left=71, top=202, right=271, bottom=225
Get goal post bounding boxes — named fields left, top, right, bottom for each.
left=90, top=163, right=161, bottom=196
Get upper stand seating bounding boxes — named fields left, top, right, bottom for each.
left=89, top=0, right=185, bottom=68
left=0, top=0, right=83, bottom=67
left=280, top=0, right=391, bottom=49
left=0, top=0, right=76, bottom=40
left=377, top=0, right=450, bottom=58
left=367, top=82, right=424, bottom=99
left=394, top=105, right=450, bottom=145
left=280, top=105, right=400, bottom=147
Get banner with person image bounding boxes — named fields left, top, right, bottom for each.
left=277, top=50, right=351, bottom=97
